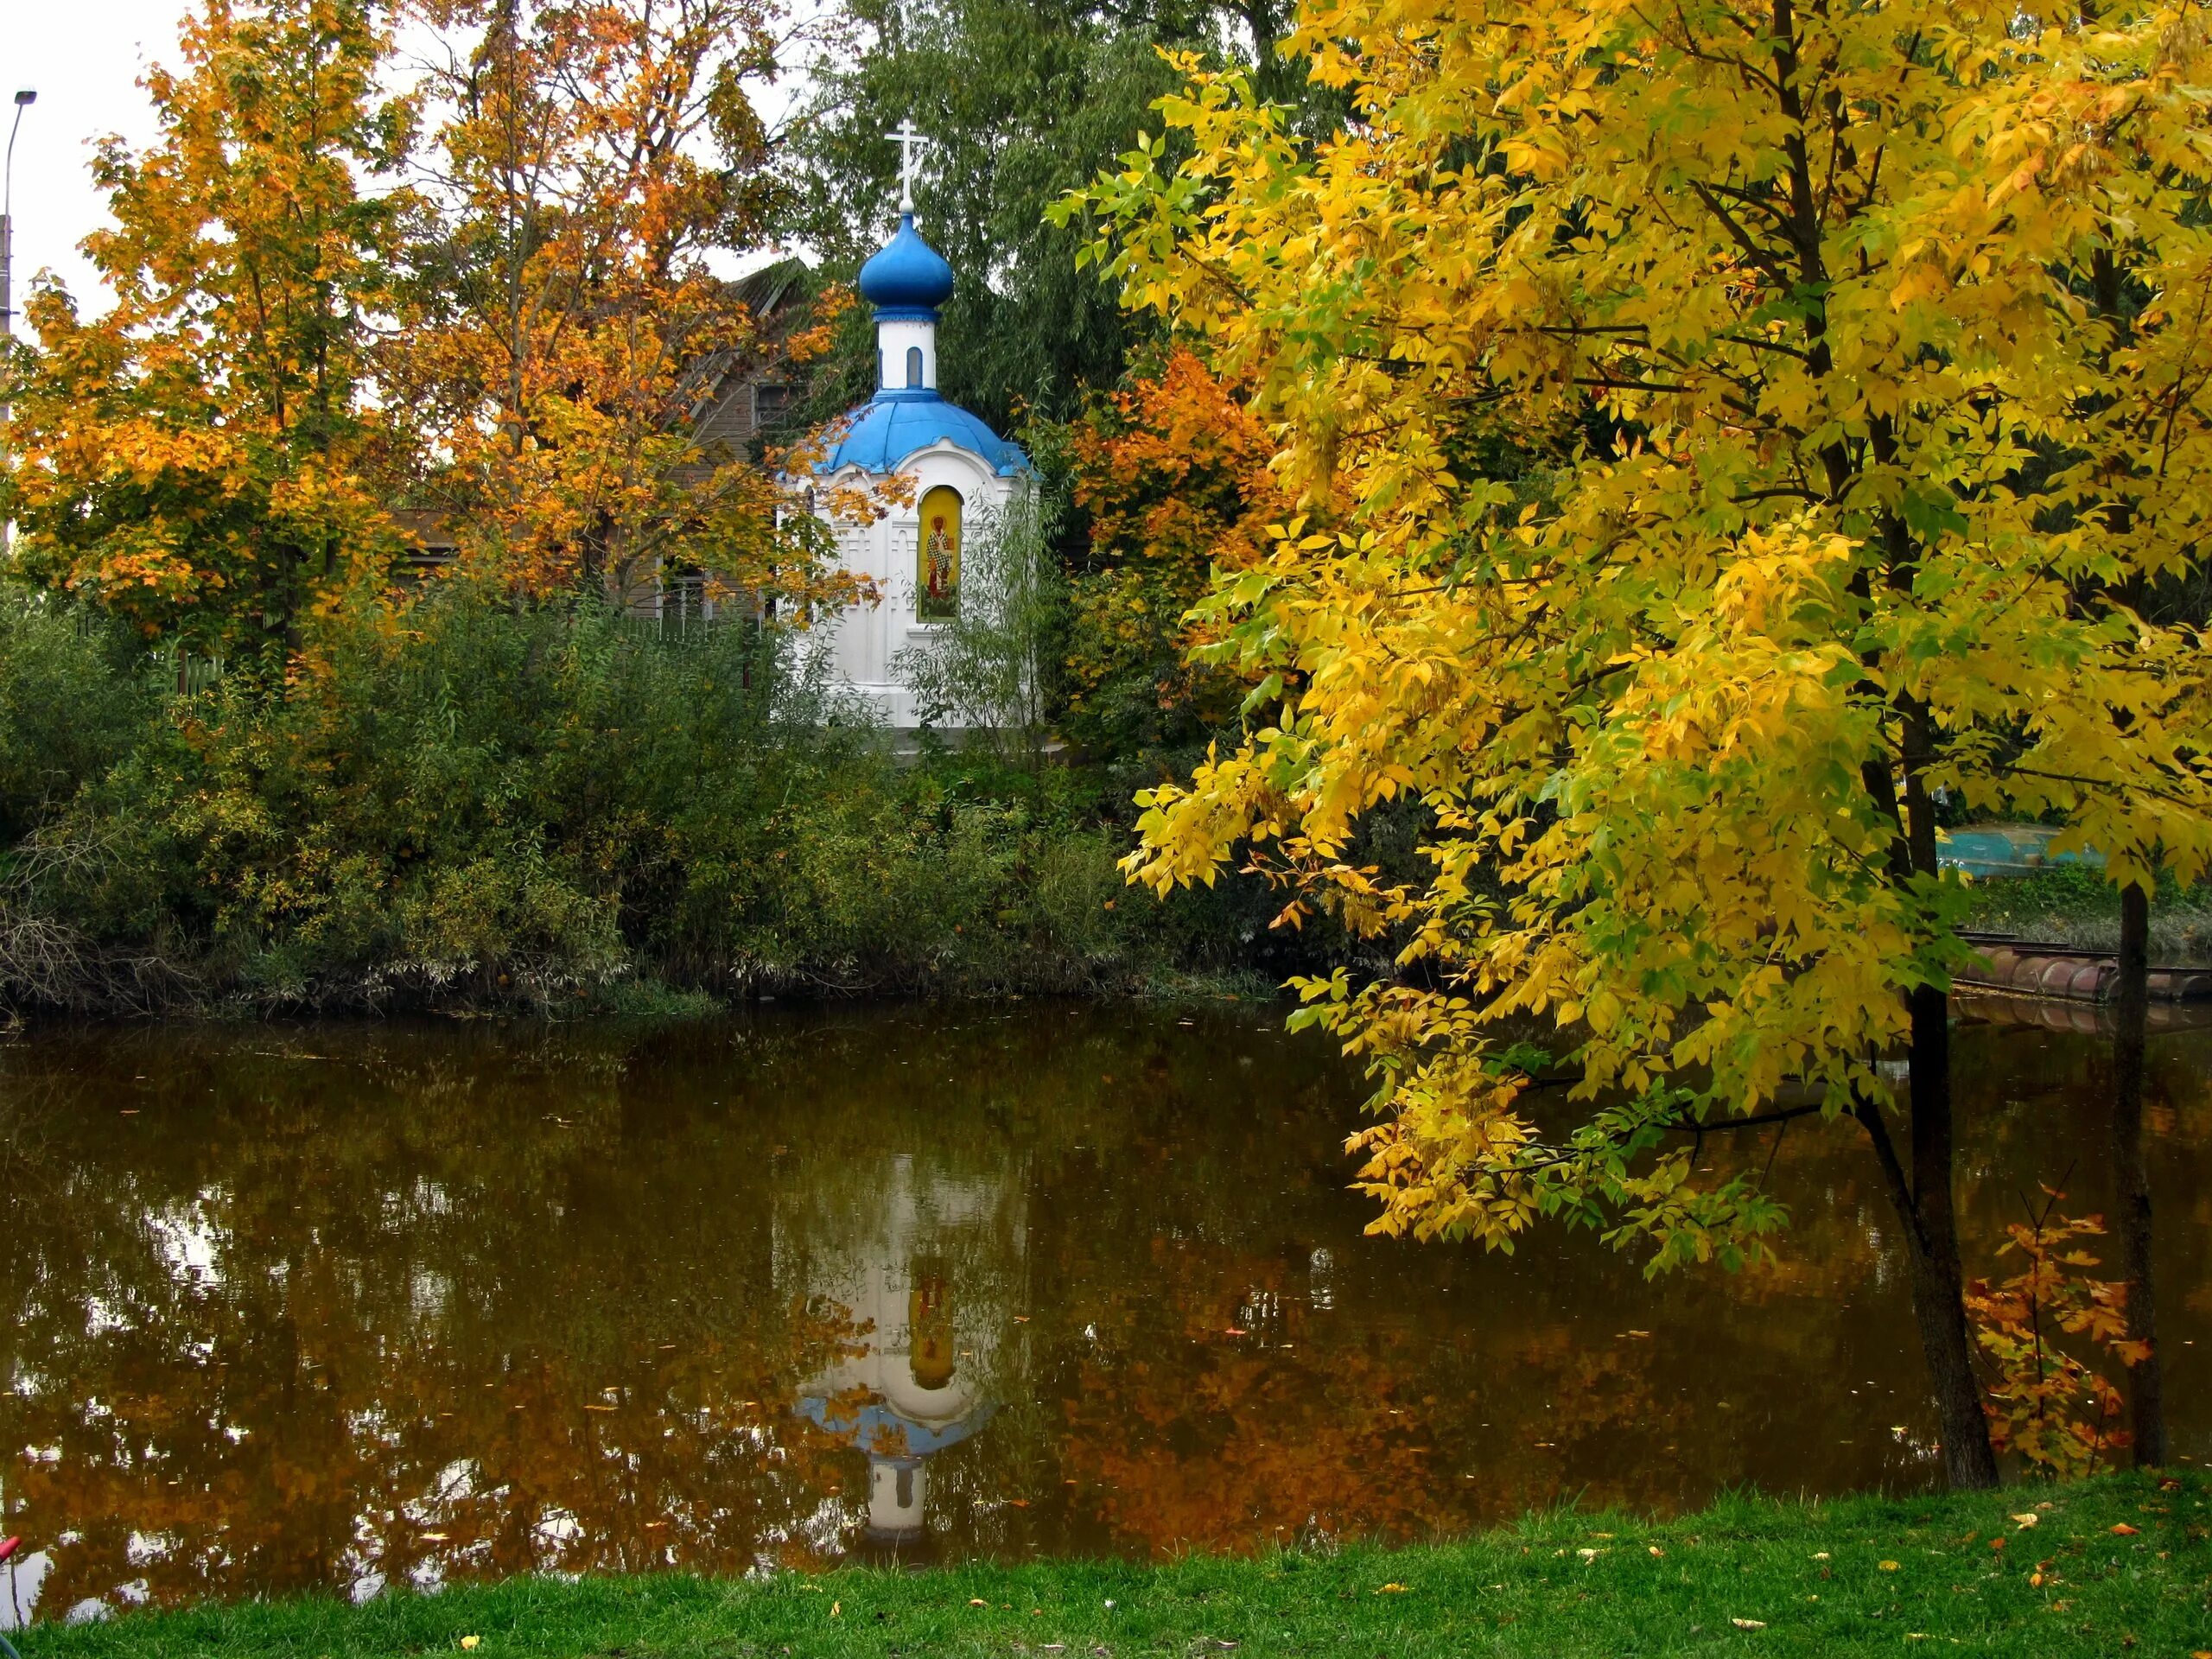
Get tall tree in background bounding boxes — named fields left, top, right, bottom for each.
left=386, top=0, right=854, bottom=608
left=1088, top=0, right=2212, bottom=1487
left=2, top=0, right=410, bottom=673
left=784, top=0, right=1318, bottom=435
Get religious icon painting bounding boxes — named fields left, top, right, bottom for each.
left=918, top=485, right=963, bottom=619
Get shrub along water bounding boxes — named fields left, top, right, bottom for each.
left=0, top=589, right=1308, bottom=1016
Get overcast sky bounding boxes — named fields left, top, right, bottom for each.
left=3, top=3, right=821, bottom=327
left=6, top=2, right=186, bottom=316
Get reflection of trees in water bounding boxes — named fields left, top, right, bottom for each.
left=0, top=1009, right=2204, bottom=1618
left=0, top=1025, right=869, bottom=1616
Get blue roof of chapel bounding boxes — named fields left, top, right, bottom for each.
left=812, top=212, right=1028, bottom=478
left=817, top=391, right=1029, bottom=477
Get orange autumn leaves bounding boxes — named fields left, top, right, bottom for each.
left=1062, top=349, right=1284, bottom=755
left=1966, top=1201, right=2152, bottom=1481
left=0, top=1, right=861, bottom=664
left=386, top=0, right=861, bottom=613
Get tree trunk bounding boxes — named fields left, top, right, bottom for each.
left=1865, top=707, right=2000, bottom=1489
left=2112, top=879, right=2167, bottom=1465
left=1904, top=983, right=2001, bottom=1488
left=1856, top=995, right=2000, bottom=1490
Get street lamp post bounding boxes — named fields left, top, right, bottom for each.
left=2, top=88, right=35, bottom=339
left=3, top=87, right=35, bottom=555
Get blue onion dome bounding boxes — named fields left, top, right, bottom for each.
left=858, top=215, right=955, bottom=315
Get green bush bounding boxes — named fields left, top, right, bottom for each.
left=1964, top=863, right=2212, bottom=962
left=0, top=598, right=158, bottom=846
left=0, top=585, right=1317, bottom=1013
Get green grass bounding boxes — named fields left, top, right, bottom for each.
left=27, top=1473, right=2209, bottom=1657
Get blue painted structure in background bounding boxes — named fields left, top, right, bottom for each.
left=1939, top=824, right=2104, bottom=879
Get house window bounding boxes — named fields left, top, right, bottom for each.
left=663, top=566, right=711, bottom=634
left=917, top=486, right=962, bottom=620
left=753, top=382, right=792, bottom=432
left=906, top=346, right=925, bottom=388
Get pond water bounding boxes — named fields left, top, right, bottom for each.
left=0, top=1003, right=2206, bottom=1624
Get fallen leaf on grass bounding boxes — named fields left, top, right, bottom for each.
left=2011, top=1513, right=2039, bottom=1529
left=2111, top=1523, right=2139, bottom=1535
left=1811, top=1552, right=1828, bottom=1561
left=830, top=1602, right=841, bottom=1618
left=459, top=1640, right=480, bottom=1652
left=1376, top=1583, right=1409, bottom=1594
left=1878, top=1561, right=1900, bottom=1573
left=970, top=1599, right=988, bottom=1606
left=1649, top=1546, right=1664, bottom=1558
left=1730, top=1618, right=1765, bottom=1630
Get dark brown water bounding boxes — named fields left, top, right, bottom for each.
left=0, top=1003, right=2205, bottom=1625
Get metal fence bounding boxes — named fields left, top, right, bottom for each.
left=155, top=646, right=226, bottom=696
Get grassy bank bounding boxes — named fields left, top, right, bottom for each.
left=29, top=1474, right=2206, bottom=1657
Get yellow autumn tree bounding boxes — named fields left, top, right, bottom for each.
left=1079, top=0, right=2212, bottom=1486
left=2, top=0, right=411, bottom=671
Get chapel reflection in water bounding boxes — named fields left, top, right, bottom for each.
left=785, top=1150, right=1021, bottom=1560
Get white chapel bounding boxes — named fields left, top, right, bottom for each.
left=808, top=129, right=1029, bottom=728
